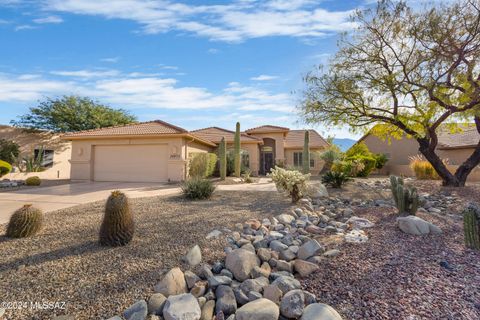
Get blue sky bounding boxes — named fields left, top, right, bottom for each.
left=0, top=0, right=373, bottom=138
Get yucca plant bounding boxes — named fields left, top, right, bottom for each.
left=6, top=204, right=44, bottom=238
left=99, top=191, right=134, bottom=246
left=464, top=203, right=480, bottom=250
left=390, top=175, right=418, bottom=215
left=182, top=178, right=216, bottom=200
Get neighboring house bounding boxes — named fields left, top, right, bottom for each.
left=0, top=125, right=71, bottom=179
left=359, top=124, right=480, bottom=181
left=63, top=121, right=329, bottom=182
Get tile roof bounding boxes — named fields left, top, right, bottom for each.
left=245, top=125, right=290, bottom=133
left=437, top=125, right=480, bottom=149
left=284, top=129, right=329, bottom=149
left=63, top=120, right=188, bottom=138
left=192, top=127, right=262, bottom=143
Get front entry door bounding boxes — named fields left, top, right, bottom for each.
left=264, top=152, right=274, bottom=174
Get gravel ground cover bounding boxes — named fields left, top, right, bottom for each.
left=303, top=206, right=480, bottom=320
left=0, top=190, right=292, bottom=320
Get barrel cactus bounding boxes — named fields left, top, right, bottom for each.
left=463, top=203, right=480, bottom=250
left=99, top=191, right=134, bottom=246
left=6, top=204, right=43, bottom=238
left=390, top=175, right=418, bottom=215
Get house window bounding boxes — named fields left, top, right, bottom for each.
left=310, top=158, right=315, bottom=168
left=241, top=151, right=250, bottom=168
left=34, top=149, right=54, bottom=168
left=293, top=152, right=303, bottom=167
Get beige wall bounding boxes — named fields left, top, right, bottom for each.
left=285, top=148, right=326, bottom=175
left=225, top=142, right=261, bottom=175
left=0, top=126, right=71, bottom=180
left=248, top=132, right=286, bottom=162
left=69, top=137, right=188, bottom=182
left=363, top=134, right=480, bottom=181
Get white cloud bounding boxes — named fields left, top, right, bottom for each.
left=33, top=15, right=63, bottom=24
left=50, top=69, right=120, bottom=78
left=250, top=74, right=278, bottom=81
left=0, top=71, right=295, bottom=114
left=14, top=24, right=36, bottom=31
left=207, top=48, right=220, bottom=54
left=157, top=64, right=178, bottom=70
left=43, top=0, right=356, bottom=42
left=101, top=57, right=120, bottom=63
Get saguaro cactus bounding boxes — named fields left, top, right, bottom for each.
left=219, top=137, right=227, bottom=180
left=6, top=204, right=43, bottom=238
left=234, top=122, right=241, bottom=177
left=463, top=203, right=480, bottom=250
left=390, top=175, right=418, bottom=215
left=302, top=130, right=310, bottom=174
left=99, top=191, right=134, bottom=246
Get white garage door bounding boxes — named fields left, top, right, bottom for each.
left=93, top=145, right=169, bottom=182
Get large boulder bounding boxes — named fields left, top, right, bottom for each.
left=163, top=293, right=201, bottom=320
left=225, top=249, right=260, bottom=281
left=201, top=300, right=215, bottom=320
left=397, top=216, right=442, bottom=235
left=154, top=268, right=188, bottom=297
left=280, top=290, right=305, bottom=318
left=294, top=259, right=320, bottom=277
left=298, top=240, right=324, bottom=260
left=235, top=298, right=279, bottom=320
left=276, top=214, right=295, bottom=225
left=306, top=182, right=329, bottom=198
left=300, top=303, right=343, bottom=320
left=123, top=300, right=148, bottom=320
left=147, top=293, right=167, bottom=315
left=215, top=285, right=237, bottom=317
left=271, top=276, right=301, bottom=294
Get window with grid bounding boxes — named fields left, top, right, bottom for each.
left=293, top=152, right=303, bottom=167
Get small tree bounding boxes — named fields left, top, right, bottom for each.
left=234, top=122, right=241, bottom=177
left=300, top=0, right=480, bottom=187
left=12, top=95, right=136, bottom=132
left=0, top=139, right=20, bottom=164
left=302, top=130, right=310, bottom=174
left=219, top=137, right=227, bottom=180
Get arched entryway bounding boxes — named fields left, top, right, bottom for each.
left=260, top=138, right=276, bottom=175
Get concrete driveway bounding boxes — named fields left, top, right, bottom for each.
left=0, top=182, right=181, bottom=224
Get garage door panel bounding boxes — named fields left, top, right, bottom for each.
left=94, top=145, right=168, bottom=182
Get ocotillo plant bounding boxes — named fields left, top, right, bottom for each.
left=234, top=122, right=241, bottom=177
left=219, top=137, right=227, bottom=180
left=464, top=203, right=480, bottom=250
left=302, top=130, right=310, bottom=174
left=390, top=175, right=418, bottom=215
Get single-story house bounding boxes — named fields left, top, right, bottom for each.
left=359, top=124, right=480, bottom=180
left=0, top=125, right=71, bottom=179
left=63, top=121, right=329, bottom=182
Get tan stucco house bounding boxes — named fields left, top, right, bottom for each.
left=359, top=125, right=480, bottom=181
left=0, top=125, right=71, bottom=180
left=63, top=121, right=329, bottom=182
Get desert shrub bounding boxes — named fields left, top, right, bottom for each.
left=6, top=204, right=43, bottom=238
left=99, top=191, right=134, bottom=246
left=25, top=176, right=41, bottom=186
left=319, top=146, right=342, bottom=173
left=409, top=155, right=440, bottom=180
left=268, top=166, right=310, bottom=203
left=322, top=171, right=351, bottom=188
left=331, top=159, right=365, bottom=176
left=189, top=153, right=217, bottom=178
left=347, top=154, right=377, bottom=177
left=242, top=170, right=253, bottom=183
left=373, top=153, right=388, bottom=169
left=0, top=139, right=20, bottom=164
left=0, top=160, right=12, bottom=177
left=182, top=178, right=216, bottom=200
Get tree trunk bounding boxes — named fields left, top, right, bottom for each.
left=417, top=139, right=462, bottom=186
left=453, top=117, right=480, bottom=186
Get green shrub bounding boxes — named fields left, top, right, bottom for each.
left=6, top=204, right=44, bottom=238
left=0, top=160, right=12, bottom=177
left=99, top=191, right=134, bottom=246
left=189, top=153, right=217, bottom=178
left=182, top=178, right=216, bottom=200
left=374, top=153, right=388, bottom=169
left=268, top=167, right=310, bottom=203
left=347, top=154, right=377, bottom=177
left=322, top=171, right=351, bottom=188
left=345, top=141, right=370, bottom=158
left=409, top=155, right=440, bottom=180
left=25, top=176, right=41, bottom=186
left=0, top=139, right=20, bottom=164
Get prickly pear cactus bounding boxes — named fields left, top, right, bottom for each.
left=463, top=203, right=480, bottom=250
left=99, top=191, right=134, bottom=246
left=6, top=204, right=44, bottom=238
left=390, top=175, right=418, bottom=215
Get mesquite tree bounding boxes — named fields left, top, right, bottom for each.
left=300, top=0, right=480, bottom=187
left=234, top=122, right=241, bottom=177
